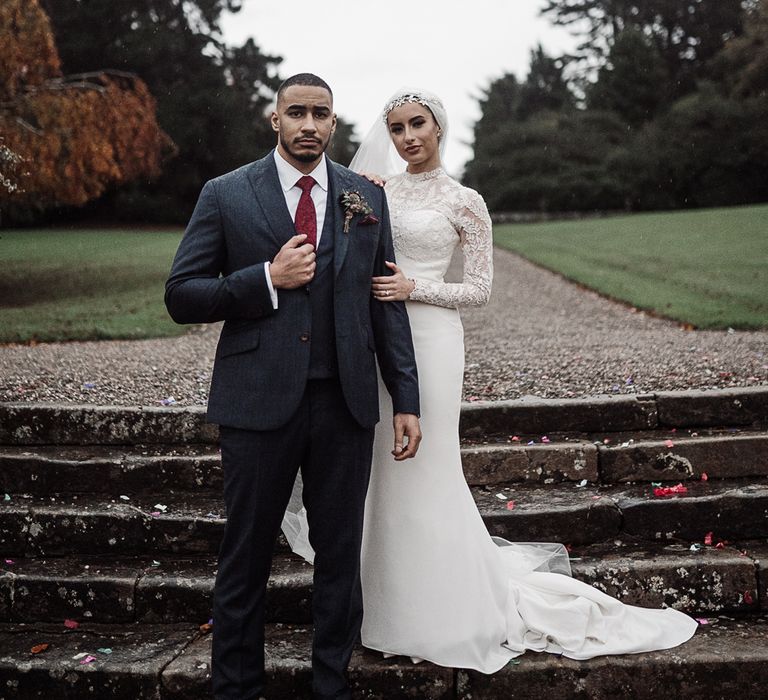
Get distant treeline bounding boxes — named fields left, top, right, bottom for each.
left=464, top=0, right=768, bottom=213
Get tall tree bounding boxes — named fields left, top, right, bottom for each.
left=0, top=0, right=172, bottom=219
left=587, top=28, right=669, bottom=125
left=541, top=0, right=748, bottom=96
left=40, top=0, right=282, bottom=222
left=517, top=45, right=575, bottom=120
left=712, top=0, right=768, bottom=98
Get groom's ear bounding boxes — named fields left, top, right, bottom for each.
left=270, top=111, right=280, bottom=133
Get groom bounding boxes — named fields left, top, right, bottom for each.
left=165, top=73, right=421, bottom=699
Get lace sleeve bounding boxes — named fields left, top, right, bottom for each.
left=408, top=189, right=493, bottom=308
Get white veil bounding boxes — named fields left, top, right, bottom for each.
left=348, top=87, right=450, bottom=177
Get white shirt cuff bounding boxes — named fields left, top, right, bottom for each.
left=264, top=262, right=278, bottom=309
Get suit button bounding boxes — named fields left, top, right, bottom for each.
left=300, top=333, right=310, bottom=342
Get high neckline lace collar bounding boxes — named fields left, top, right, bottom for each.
left=403, top=166, right=445, bottom=182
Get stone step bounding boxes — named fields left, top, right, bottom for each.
left=0, top=554, right=311, bottom=626
left=2, top=479, right=767, bottom=557
left=0, top=444, right=225, bottom=495
left=2, top=428, right=766, bottom=494
left=2, top=387, right=767, bottom=447
left=456, top=615, right=768, bottom=700
left=0, top=543, right=760, bottom=627
left=477, top=478, right=768, bottom=545
left=0, top=617, right=764, bottom=699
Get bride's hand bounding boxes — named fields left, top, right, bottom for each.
left=372, top=262, right=415, bottom=301
left=361, top=172, right=386, bottom=187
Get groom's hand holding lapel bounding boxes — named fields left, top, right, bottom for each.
left=269, top=233, right=316, bottom=289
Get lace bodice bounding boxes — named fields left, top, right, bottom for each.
left=385, top=167, right=493, bottom=308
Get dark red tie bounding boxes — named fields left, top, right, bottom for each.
left=294, top=175, right=317, bottom=248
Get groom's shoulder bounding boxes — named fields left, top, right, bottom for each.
left=208, top=154, right=270, bottom=189
left=330, top=161, right=383, bottom=202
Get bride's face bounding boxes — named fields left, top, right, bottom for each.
left=386, top=103, right=441, bottom=173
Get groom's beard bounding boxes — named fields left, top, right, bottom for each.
left=280, top=132, right=330, bottom=163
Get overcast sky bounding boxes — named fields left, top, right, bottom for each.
left=220, top=1, right=579, bottom=175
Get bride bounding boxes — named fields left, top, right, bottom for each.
left=283, top=87, right=697, bottom=672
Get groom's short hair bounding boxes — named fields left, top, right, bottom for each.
left=277, top=73, right=333, bottom=105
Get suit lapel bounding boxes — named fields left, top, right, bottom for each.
left=246, top=151, right=296, bottom=245
left=327, top=160, right=351, bottom=278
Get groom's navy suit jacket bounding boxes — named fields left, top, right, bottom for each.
left=165, top=151, right=419, bottom=431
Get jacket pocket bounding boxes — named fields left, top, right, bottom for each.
left=217, top=328, right=261, bottom=358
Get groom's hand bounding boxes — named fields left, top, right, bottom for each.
left=392, top=413, right=421, bottom=461
left=270, top=234, right=316, bottom=289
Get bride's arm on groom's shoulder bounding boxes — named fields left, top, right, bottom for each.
left=408, top=189, right=493, bottom=309
left=359, top=172, right=386, bottom=187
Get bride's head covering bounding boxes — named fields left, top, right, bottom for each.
left=348, top=87, right=449, bottom=177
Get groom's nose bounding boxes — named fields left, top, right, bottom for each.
left=300, top=116, right=318, bottom=132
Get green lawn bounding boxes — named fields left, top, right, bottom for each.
left=0, top=228, right=186, bottom=343
left=493, top=204, right=768, bottom=329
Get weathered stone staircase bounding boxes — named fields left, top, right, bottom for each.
left=0, top=387, right=767, bottom=699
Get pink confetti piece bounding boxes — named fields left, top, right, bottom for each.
left=695, top=618, right=710, bottom=625
left=64, top=619, right=79, bottom=629
left=79, top=655, right=97, bottom=665
left=510, top=436, right=521, bottom=442
left=541, top=436, right=551, bottom=444
left=466, top=395, right=480, bottom=402
left=664, top=440, right=675, bottom=448
left=653, top=483, right=688, bottom=497
left=506, top=501, right=515, bottom=511
left=715, top=540, right=728, bottom=549
left=4, top=559, right=14, bottom=565
left=701, top=472, right=708, bottom=481
left=704, top=532, right=713, bottom=546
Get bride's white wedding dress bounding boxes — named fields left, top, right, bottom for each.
left=284, top=166, right=698, bottom=673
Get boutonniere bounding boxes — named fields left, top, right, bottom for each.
left=339, top=190, right=378, bottom=233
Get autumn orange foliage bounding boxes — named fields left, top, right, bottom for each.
left=0, top=0, right=175, bottom=210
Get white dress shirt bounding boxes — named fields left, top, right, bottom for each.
left=264, top=150, right=329, bottom=308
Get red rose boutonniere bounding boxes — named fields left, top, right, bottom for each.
left=339, top=190, right=377, bottom=233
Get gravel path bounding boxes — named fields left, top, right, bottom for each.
left=1, top=247, right=766, bottom=406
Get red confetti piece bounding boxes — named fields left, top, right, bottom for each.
left=653, top=483, right=688, bottom=497
left=704, top=532, right=713, bottom=546
left=511, top=436, right=521, bottom=442
left=506, top=501, right=515, bottom=511
left=63, top=619, right=79, bottom=629
left=744, top=590, right=754, bottom=605
left=31, top=644, right=49, bottom=654
left=565, top=544, right=573, bottom=553
left=664, top=440, right=675, bottom=448
left=700, top=472, right=708, bottom=481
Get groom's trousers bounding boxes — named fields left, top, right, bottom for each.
left=212, top=378, right=375, bottom=700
